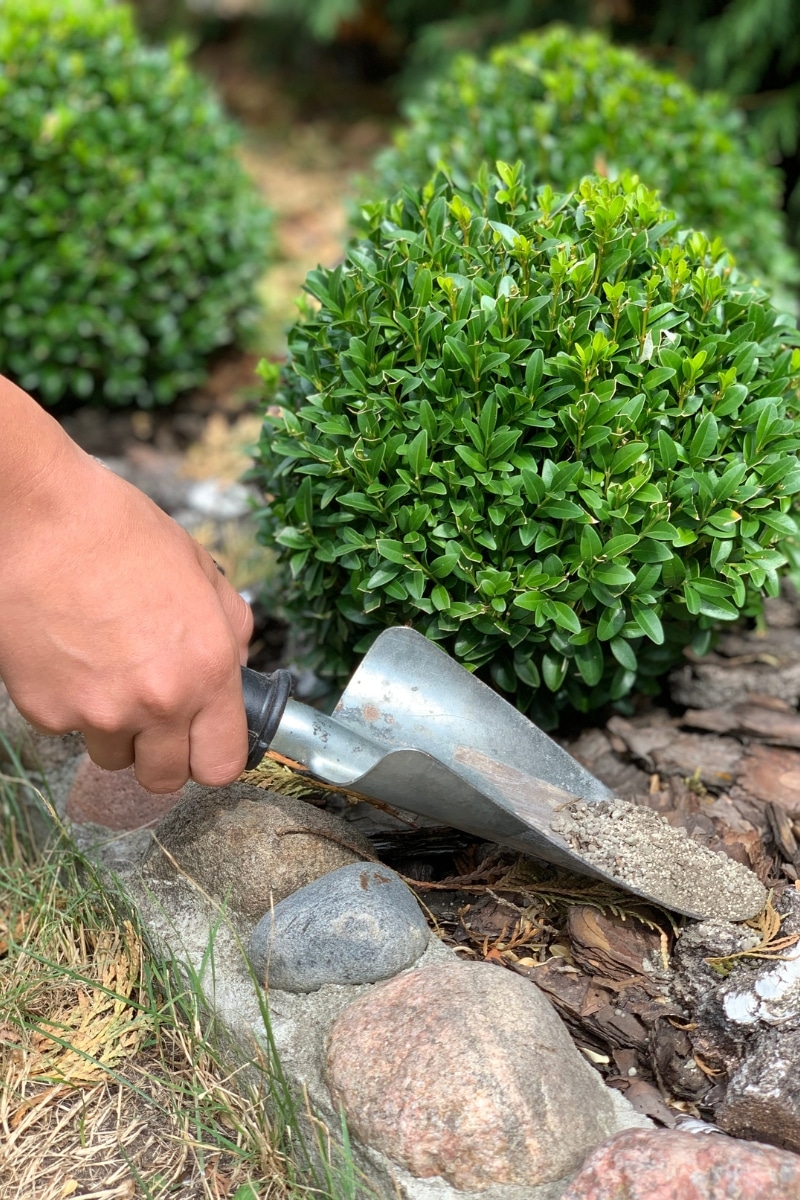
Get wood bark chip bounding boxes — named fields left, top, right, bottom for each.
left=733, top=743, right=800, bottom=816
left=567, top=906, right=663, bottom=981
left=682, top=700, right=800, bottom=749
left=605, top=716, right=743, bottom=791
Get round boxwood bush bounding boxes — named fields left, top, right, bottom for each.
left=253, top=168, right=800, bottom=723
left=0, top=0, right=272, bottom=407
left=368, top=25, right=794, bottom=292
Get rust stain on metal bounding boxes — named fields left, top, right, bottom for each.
left=362, top=704, right=380, bottom=722
left=453, top=745, right=577, bottom=832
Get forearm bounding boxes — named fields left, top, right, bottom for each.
left=1, top=374, right=82, bottom=533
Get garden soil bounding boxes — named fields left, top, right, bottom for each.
left=552, top=797, right=767, bottom=921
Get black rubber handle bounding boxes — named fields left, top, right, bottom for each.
left=241, top=666, right=294, bottom=770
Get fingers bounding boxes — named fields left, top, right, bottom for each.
left=188, top=668, right=249, bottom=787
left=132, top=724, right=192, bottom=794
left=84, top=730, right=136, bottom=772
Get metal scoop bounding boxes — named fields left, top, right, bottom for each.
left=241, top=626, right=765, bottom=921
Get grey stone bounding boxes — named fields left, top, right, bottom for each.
left=326, top=959, right=649, bottom=1191
left=248, top=862, right=429, bottom=991
left=142, top=781, right=374, bottom=921
left=69, top=799, right=649, bottom=1200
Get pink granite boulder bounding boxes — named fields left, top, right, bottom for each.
left=66, top=755, right=183, bottom=830
left=560, top=1127, right=800, bottom=1199
left=326, top=959, right=639, bottom=1190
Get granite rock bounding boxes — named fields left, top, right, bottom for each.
left=143, top=782, right=374, bottom=920
left=249, top=862, right=429, bottom=991
left=66, top=756, right=184, bottom=830
left=560, top=1127, right=800, bottom=1199
left=326, top=959, right=634, bottom=1190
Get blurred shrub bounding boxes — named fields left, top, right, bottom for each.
left=369, top=26, right=795, bottom=291
left=0, top=0, right=272, bottom=407
left=253, top=167, right=800, bottom=722
left=653, top=0, right=800, bottom=166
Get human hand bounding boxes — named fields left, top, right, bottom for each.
left=0, top=420, right=253, bottom=793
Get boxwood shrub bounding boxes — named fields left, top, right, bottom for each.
left=368, top=25, right=794, bottom=292
left=253, top=168, right=800, bottom=722
left=0, top=0, right=272, bottom=407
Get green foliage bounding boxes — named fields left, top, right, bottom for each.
left=369, top=25, right=795, bottom=292
left=252, top=167, right=800, bottom=722
left=0, top=0, right=272, bottom=407
left=653, top=0, right=800, bottom=162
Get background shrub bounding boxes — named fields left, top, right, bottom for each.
left=368, top=26, right=795, bottom=292
left=253, top=167, right=800, bottom=723
left=0, top=0, right=272, bottom=407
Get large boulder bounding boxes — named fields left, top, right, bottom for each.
left=326, top=959, right=645, bottom=1190
left=560, top=1127, right=800, bottom=1199
left=143, top=782, right=374, bottom=921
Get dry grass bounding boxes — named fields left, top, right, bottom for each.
left=0, top=768, right=297, bottom=1200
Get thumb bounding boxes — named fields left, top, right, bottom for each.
left=214, top=573, right=254, bottom=666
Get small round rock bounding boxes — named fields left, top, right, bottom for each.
left=248, top=862, right=429, bottom=992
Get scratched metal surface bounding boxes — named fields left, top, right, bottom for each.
left=269, top=627, right=614, bottom=876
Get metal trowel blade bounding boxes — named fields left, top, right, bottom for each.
left=268, top=628, right=765, bottom=921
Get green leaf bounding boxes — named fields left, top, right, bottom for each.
left=275, top=526, right=309, bottom=550
left=455, top=445, right=487, bottom=472
left=525, top=349, right=544, bottom=393
left=631, top=603, right=664, bottom=645
left=597, top=605, right=625, bottom=641
left=610, top=442, right=647, bottom=475
left=542, top=653, right=568, bottom=692
left=545, top=601, right=582, bottom=634
left=580, top=525, right=603, bottom=559
left=339, top=492, right=381, bottom=514
left=407, top=428, right=429, bottom=476
left=539, top=499, right=584, bottom=520
left=632, top=539, right=673, bottom=563
left=365, top=566, right=399, bottom=589
left=593, top=563, right=636, bottom=588
left=604, top=534, right=639, bottom=557
left=376, top=538, right=407, bottom=565
left=657, top=429, right=679, bottom=471
left=431, top=585, right=450, bottom=611
left=689, top=412, right=718, bottom=463
left=514, top=656, right=541, bottom=688
left=574, top=640, right=604, bottom=686
left=429, top=550, right=461, bottom=578
left=610, top=636, right=637, bottom=671
left=684, top=584, right=739, bottom=621
left=513, top=591, right=543, bottom=613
